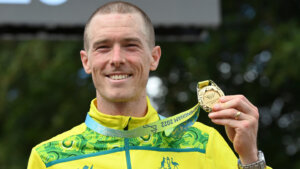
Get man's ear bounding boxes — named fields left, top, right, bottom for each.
left=150, top=46, right=161, bottom=71
left=80, top=50, right=92, bottom=74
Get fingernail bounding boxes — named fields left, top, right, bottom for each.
left=214, top=104, right=220, bottom=109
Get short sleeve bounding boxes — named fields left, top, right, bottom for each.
left=27, top=148, right=46, bottom=169
left=205, top=127, right=238, bottom=169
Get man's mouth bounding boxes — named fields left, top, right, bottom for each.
left=107, top=74, right=132, bottom=80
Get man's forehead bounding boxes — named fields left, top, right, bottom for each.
left=86, top=13, right=148, bottom=44
left=88, top=13, right=145, bottom=32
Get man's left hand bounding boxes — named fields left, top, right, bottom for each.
left=208, top=95, right=259, bottom=165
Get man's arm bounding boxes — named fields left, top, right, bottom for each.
left=208, top=95, right=263, bottom=164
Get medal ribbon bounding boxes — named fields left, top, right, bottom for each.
left=85, top=103, right=200, bottom=138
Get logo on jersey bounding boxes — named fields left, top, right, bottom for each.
left=160, top=157, right=179, bottom=169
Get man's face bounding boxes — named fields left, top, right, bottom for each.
left=81, top=13, right=161, bottom=103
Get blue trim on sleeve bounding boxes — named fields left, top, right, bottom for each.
left=45, top=147, right=124, bottom=167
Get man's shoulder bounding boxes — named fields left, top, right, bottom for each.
left=30, top=123, right=91, bottom=166
left=192, top=121, right=218, bottom=134
left=33, top=123, right=87, bottom=150
left=190, top=121, right=226, bottom=143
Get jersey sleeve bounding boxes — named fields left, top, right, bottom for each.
left=27, top=148, right=46, bottom=169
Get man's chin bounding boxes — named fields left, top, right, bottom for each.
left=109, top=97, right=132, bottom=103
left=102, top=94, right=136, bottom=103
left=97, top=89, right=143, bottom=103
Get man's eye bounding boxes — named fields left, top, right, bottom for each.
left=126, top=44, right=138, bottom=48
left=98, top=46, right=109, bottom=49
left=95, top=46, right=110, bottom=52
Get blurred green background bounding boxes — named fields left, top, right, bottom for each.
left=1, top=1, right=300, bottom=169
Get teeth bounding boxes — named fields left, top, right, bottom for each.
left=110, top=74, right=129, bottom=80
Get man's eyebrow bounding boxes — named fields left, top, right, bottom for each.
left=122, top=38, right=142, bottom=44
left=92, top=39, right=111, bottom=49
left=91, top=37, right=143, bottom=49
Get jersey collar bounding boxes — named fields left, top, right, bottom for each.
left=88, top=97, right=159, bottom=130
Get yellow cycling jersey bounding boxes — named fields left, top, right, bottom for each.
left=28, top=98, right=271, bottom=169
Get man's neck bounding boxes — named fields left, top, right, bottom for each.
left=96, top=94, right=148, bottom=117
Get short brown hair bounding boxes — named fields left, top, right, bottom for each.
left=83, top=1, right=155, bottom=50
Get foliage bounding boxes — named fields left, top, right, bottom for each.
left=0, top=40, right=94, bottom=168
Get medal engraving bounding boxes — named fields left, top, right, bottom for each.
left=203, top=89, right=222, bottom=109
left=197, top=81, right=224, bottom=112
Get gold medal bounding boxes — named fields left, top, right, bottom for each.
left=197, top=80, right=224, bottom=112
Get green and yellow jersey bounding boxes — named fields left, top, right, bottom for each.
left=27, top=98, right=270, bottom=169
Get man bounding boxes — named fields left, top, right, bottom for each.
left=28, top=1, right=271, bottom=169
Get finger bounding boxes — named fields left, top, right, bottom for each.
left=213, top=98, right=251, bottom=115
left=211, top=117, right=258, bottom=136
left=219, top=95, right=256, bottom=110
left=211, top=118, right=240, bottom=128
left=213, top=96, right=257, bottom=117
left=209, top=109, right=250, bottom=121
left=211, top=117, right=256, bottom=129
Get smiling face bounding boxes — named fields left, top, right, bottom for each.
left=81, top=13, right=161, bottom=103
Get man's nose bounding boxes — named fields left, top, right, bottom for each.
left=111, top=45, right=125, bottom=67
